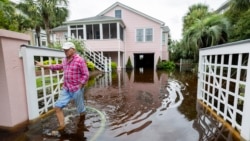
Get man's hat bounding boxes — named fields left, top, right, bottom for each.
left=62, top=42, right=75, bottom=50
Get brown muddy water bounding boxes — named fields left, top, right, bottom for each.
left=0, top=69, right=240, bottom=141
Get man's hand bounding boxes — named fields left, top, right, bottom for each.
left=35, top=61, right=43, bottom=67
left=79, top=84, right=84, bottom=89
left=35, top=61, right=50, bottom=68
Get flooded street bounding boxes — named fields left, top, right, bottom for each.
left=83, top=69, right=198, bottom=141
left=0, top=69, right=239, bottom=141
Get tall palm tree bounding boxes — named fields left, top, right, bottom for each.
left=183, top=14, right=230, bottom=49
left=182, top=4, right=211, bottom=33
left=17, top=0, right=69, bottom=46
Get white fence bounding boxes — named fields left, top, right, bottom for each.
left=20, top=45, right=65, bottom=120
left=20, top=45, right=112, bottom=120
left=197, top=39, right=250, bottom=141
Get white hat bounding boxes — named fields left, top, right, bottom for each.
left=62, top=42, right=75, bottom=49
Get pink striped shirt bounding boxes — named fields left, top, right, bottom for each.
left=50, top=54, right=89, bottom=92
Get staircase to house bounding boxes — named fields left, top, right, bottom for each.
left=79, top=41, right=112, bottom=72
left=53, top=39, right=111, bottom=72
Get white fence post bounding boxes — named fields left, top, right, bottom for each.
left=20, top=45, right=65, bottom=120
left=241, top=52, right=250, bottom=140
left=21, top=46, right=39, bottom=120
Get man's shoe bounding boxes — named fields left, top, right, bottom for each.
left=56, top=126, right=65, bottom=134
left=78, top=113, right=85, bottom=126
left=77, top=113, right=89, bottom=131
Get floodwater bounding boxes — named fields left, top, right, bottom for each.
left=0, top=69, right=240, bottom=141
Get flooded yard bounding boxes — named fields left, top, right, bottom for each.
left=0, top=69, right=239, bottom=141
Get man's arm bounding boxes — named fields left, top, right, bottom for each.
left=35, top=61, right=63, bottom=71
left=79, top=60, right=89, bottom=88
left=35, top=61, right=51, bottom=69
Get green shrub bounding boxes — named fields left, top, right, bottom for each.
left=157, top=60, right=176, bottom=71
left=36, top=77, right=58, bottom=87
left=87, top=61, right=95, bottom=71
left=111, top=62, right=117, bottom=70
left=43, top=60, right=56, bottom=65
left=156, top=57, right=161, bottom=68
left=126, top=57, right=133, bottom=69
left=43, top=59, right=62, bottom=65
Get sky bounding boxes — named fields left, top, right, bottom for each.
left=68, top=0, right=227, bottom=41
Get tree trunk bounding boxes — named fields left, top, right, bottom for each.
left=35, top=26, right=41, bottom=46
left=44, top=19, right=51, bottom=46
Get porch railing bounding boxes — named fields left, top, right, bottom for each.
left=197, top=39, right=250, bottom=141
left=82, top=41, right=112, bottom=72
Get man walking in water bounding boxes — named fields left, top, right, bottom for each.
left=36, top=42, right=89, bottom=132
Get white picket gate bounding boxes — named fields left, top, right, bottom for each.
left=197, top=39, right=250, bottom=141
left=20, top=45, right=65, bottom=120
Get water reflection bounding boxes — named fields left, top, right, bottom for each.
left=84, top=69, right=240, bottom=141
left=193, top=101, right=241, bottom=141
left=84, top=69, right=198, bottom=141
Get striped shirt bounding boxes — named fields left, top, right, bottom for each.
left=50, top=54, right=89, bottom=92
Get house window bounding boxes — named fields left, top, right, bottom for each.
left=115, top=10, right=121, bottom=18
left=145, top=28, right=153, bottom=41
left=136, top=28, right=153, bottom=42
left=86, top=24, right=100, bottom=39
left=70, top=25, right=84, bottom=39
left=136, top=29, right=144, bottom=42
left=162, top=33, right=166, bottom=45
left=110, top=23, right=117, bottom=38
left=102, top=23, right=117, bottom=39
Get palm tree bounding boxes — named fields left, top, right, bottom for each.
left=17, top=0, right=69, bottom=46
left=182, top=4, right=211, bottom=33
left=224, top=0, right=250, bottom=42
left=182, top=4, right=230, bottom=61
left=0, top=0, right=17, bottom=30
left=183, top=14, right=230, bottom=49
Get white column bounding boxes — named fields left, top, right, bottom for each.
left=84, top=24, right=87, bottom=40
left=100, top=23, right=103, bottom=40
left=117, top=22, right=120, bottom=40
left=67, top=25, right=70, bottom=39
left=117, top=22, right=121, bottom=71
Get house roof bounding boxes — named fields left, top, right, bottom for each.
left=51, top=25, right=67, bottom=32
left=215, top=0, right=230, bottom=13
left=162, top=26, right=170, bottom=33
left=64, top=15, right=124, bottom=25
left=97, top=2, right=165, bottom=26
left=57, top=2, right=169, bottom=32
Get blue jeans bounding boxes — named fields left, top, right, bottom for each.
left=55, top=88, right=86, bottom=114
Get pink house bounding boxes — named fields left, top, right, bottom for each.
left=52, top=2, right=169, bottom=70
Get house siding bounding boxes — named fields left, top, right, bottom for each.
left=104, top=5, right=165, bottom=69
left=52, top=2, right=169, bottom=70
left=86, top=39, right=125, bottom=52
